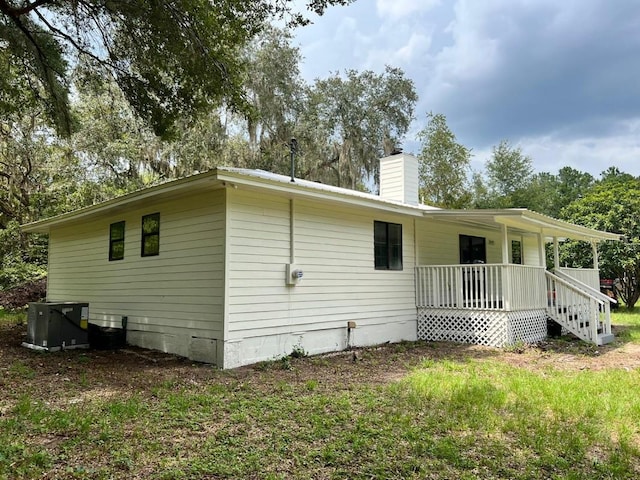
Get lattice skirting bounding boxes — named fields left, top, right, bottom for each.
left=505, top=310, right=547, bottom=345
left=418, top=308, right=547, bottom=347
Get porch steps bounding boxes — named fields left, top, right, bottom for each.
left=599, top=333, right=615, bottom=345
left=545, top=270, right=616, bottom=347
left=546, top=316, right=615, bottom=345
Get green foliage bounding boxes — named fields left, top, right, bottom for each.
left=474, top=139, right=533, bottom=208
left=0, top=12, right=72, bottom=135
left=554, top=167, right=595, bottom=215
left=0, top=221, right=46, bottom=290
left=290, top=342, right=307, bottom=358
left=239, top=26, right=305, bottom=173
left=417, top=112, right=472, bottom=208
left=302, top=66, right=417, bottom=189
left=0, top=0, right=353, bottom=137
left=561, top=176, right=640, bottom=308
left=472, top=142, right=597, bottom=221
left=487, top=140, right=533, bottom=199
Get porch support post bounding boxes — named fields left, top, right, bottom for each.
left=592, top=241, right=599, bottom=271
left=501, top=223, right=509, bottom=264
left=553, top=237, right=560, bottom=271
left=537, top=232, right=546, bottom=267
left=501, top=223, right=511, bottom=310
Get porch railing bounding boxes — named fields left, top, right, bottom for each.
left=415, top=264, right=546, bottom=311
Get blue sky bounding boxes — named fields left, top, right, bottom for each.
left=293, top=0, right=640, bottom=178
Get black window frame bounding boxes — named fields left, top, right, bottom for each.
left=141, top=213, right=160, bottom=257
left=511, top=240, right=523, bottom=264
left=459, top=234, right=486, bottom=264
left=109, top=221, right=125, bottom=261
left=374, top=221, right=403, bottom=270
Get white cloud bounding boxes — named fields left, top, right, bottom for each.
left=520, top=122, right=640, bottom=177
left=364, top=30, right=433, bottom=70
left=395, top=32, right=432, bottom=63
left=376, top=0, right=441, bottom=19
left=295, top=0, right=640, bottom=178
left=467, top=118, right=640, bottom=177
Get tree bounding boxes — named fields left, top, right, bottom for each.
left=483, top=140, right=533, bottom=208
left=301, top=67, right=417, bottom=189
left=561, top=176, right=640, bottom=309
left=550, top=167, right=595, bottom=217
left=239, top=27, right=305, bottom=173
left=522, top=171, right=560, bottom=215
left=417, top=112, right=472, bottom=208
left=0, top=0, right=352, bottom=137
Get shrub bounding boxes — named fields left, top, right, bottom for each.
left=0, top=277, right=47, bottom=310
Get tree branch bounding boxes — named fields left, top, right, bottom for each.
left=0, top=0, right=54, bottom=18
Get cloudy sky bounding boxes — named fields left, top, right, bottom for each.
left=293, top=0, right=640, bottom=178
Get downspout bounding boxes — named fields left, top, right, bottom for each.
left=290, top=199, right=295, bottom=264
left=289, top=137, right=297, bottom=265
left=591, top=241, right=599, bottom=271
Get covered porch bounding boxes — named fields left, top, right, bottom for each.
left=414, top=209, right=620, bottom=347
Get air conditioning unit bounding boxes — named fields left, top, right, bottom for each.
left=23, top=302, right=90, bottom=351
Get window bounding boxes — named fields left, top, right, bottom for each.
left=374, top=221, right=403, bottom=270
left=141, top=213, right=160, bottom=257
left=459, top=234, right=486, bottom=264
left=511, top=240, right=522, bottom=264
left=109, top=221, right=125, bottom=261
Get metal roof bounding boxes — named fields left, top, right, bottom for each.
left=21, top=167, right=621, bottom=242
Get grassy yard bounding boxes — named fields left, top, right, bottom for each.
left=1, top=309, right=640, bottom=479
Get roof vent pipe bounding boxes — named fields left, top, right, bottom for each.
left=289, top=138, right=298, bottom=182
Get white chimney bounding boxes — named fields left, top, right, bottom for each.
left=379, top=153, right=419, bottom=205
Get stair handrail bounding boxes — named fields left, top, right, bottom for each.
left=553, top=269, right=616, bottom=305
left=545, top=270, right=611, bottom=344
left=545, top=270, right=602, bottom=302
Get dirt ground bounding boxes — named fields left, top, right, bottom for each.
left=2, top=320, right=640, bottom=409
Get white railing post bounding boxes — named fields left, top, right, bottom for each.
left=502, top=265, right=511, bottom=311
left=604, top=302, right=611, bottom=335
left=591, top=298, right=599, bottom=344
left=455, top=267, right=463, bottom=308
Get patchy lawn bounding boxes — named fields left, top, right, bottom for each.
left=1, top=310, right=640, bottom=479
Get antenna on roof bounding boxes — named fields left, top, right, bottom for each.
left=289, top=138, right=298, bottom=182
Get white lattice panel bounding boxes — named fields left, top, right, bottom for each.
left=505, top=309, right=547, bottom=344
left=418, top=308, right=548, bottom=347
left=417, top=308, right=507, bottom=347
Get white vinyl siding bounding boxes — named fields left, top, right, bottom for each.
left=47, top=190, right=225, bottom=359
left=416, top=221, right=544, bottom=267
left=415, top=220, right=502, bottom=265
left=523, top=235, right=543, bottom=266
left=225, top=189, right=416, bottom=365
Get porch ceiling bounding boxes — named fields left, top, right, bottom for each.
left=422, top=208, right=621, bottom=242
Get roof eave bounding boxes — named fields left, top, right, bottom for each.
left=422, top=208, right=621, bottom=242
left=21, top=170, right=220, bottom=233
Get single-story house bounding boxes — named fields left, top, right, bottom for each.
left=22, top=153, right=620, bottom=368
